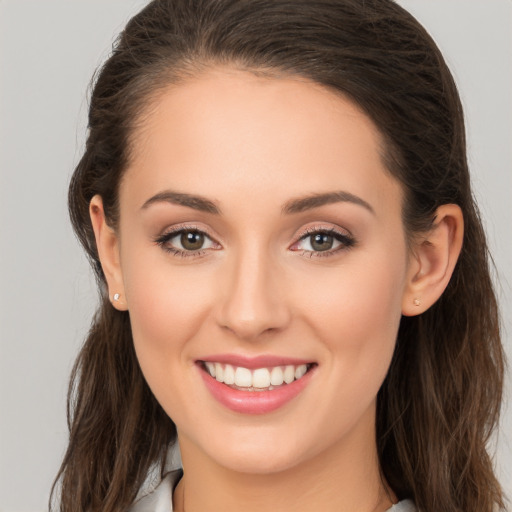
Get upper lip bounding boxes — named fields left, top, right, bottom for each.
left=197, top=353, right=314, bottom=369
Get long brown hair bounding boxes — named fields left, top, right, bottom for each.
left=52, top=1, right=506, bottom=510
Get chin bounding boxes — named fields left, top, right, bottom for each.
left=185, top=422, right=321, bottom=476
left=208, top=443, right=307, bottom=475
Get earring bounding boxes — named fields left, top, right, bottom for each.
left=113, top=293, right=120, bottom=302
left=413, top=298, right=421, bottom=307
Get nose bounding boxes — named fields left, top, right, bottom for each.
left=215, top=246, right=291, bottom=341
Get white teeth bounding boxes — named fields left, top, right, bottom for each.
left=223, top=364, right=235, bottom=385
left=205, top=362, right=216, bottom=378
left=235, top=367, right=253, bottom=387
left=284, top=365, right=295, bottom=384
left=252, top=368, right=271, bottom=388
left=215, top=362, right=224, bottom=382
left=270, top=366, right=284, bottom=386
left=204, top=362, right=311, bottom=389
left=295, top=364, right=307, bottom=379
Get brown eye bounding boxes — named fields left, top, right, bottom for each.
left=291, top=228, right=355, bottom=256
left=155, top=228, right=218, bottom=256
left=310, top=233, right=334, bottom=251
left=180, top=231, right=205, bottom=250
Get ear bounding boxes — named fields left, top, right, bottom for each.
left=89, top=195, right=128, bottom=311
left=402, top=204, right=464, bottom=316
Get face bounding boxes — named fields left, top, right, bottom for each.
left=112, top=68, right=412, bottom=474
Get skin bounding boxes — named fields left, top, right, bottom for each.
left=90, top=68, right=463, bottom=512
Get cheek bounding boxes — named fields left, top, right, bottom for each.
left=302, top=250, right=407, bottom=383
left=290, top=256, right=406, bottom=443
left=120, top=250, right=214, bottom=388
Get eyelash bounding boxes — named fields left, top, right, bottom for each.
left=154, top=225, right=356, bottom=259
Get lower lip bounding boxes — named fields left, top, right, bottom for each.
left=198, top=365, right=315, bottom=415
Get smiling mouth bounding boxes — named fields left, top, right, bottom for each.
left=200, top=361, right=315, bottom=391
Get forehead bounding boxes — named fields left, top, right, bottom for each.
left=122, top=67, right=402, bottom=218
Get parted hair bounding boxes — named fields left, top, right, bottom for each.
left=52, top=1, right=506, bottom=511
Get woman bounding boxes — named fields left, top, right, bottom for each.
left=52, top=1, right=506, bottom=511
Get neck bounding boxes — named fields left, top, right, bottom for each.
left=173, top=407, right=395, bottom=512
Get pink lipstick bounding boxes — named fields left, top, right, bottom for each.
left=196, top=354, right=316, bottom=414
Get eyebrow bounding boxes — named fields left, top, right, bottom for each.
left=141, top=190, right=221, bottom=214
left=282, top=191, right=375, bottom=215
left=141, top=189, right=374, bottom=216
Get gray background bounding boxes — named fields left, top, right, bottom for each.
left=0, top=1, right=510, bottom=510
